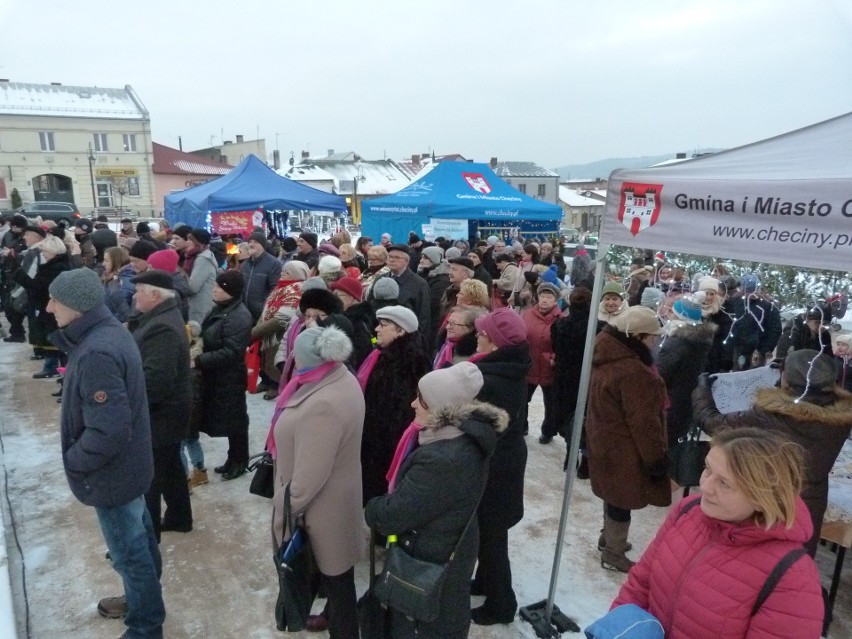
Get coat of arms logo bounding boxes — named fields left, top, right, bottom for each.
left=618, top=182, right=663, bottom=236
left=463, top=173, right=492, bottom=194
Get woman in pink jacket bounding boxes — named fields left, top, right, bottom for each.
left=613, top=428, right=823, bottom=639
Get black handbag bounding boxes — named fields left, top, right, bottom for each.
left=248, top=451, right=274, bottom=499
left=356, top=530, right=392, bottom=639
left=273, top=484, right=320, bottom=632
left=669, top=425, right=710, bottom=487
left=374, top=481, right=485, bottom=623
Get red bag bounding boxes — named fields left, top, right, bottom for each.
left=246, top=340, right=261, bottom=393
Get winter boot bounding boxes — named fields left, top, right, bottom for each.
left=600, top=516, right=635, bottom=573
left=597, top=530, right=632, bottom=552
left=189, top=467, right=209, bottom=487
left=97, top=595, right=128, bottom=619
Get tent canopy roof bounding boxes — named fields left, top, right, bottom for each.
left=164, top=155, right=346, bottom=228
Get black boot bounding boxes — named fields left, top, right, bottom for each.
left=222, top=463, right=247, bottom=480
left=213, top=460, right=232, bottom=474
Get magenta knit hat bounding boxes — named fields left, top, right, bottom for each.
left=474, top=307, right=527, bottom=348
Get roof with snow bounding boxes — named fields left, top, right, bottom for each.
left=0, top=81, right=148, bottom=119
left=153, top=142, right=233, bottom=176
left=280, top=156, right=413, bottom=196
left=492, top=161, right=559, bottom=178
left=559, top=186, right=606, bottom=207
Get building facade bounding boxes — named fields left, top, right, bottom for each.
left=0, top=81, right=156, bottom=215
left=490, top=158, right=560, bottom=204
left=189, top=135, right=267, bottom=167
left=152, top=142, right=232, bottom=215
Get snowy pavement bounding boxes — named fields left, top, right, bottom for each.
left=0, top=335, right=850, bottom=638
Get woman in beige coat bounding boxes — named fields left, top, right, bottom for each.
left=271, top=325, right=365, bottom=638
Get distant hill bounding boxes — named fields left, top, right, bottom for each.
left=556, top=150, right=723, bottom=181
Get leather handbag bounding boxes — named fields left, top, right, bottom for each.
left=668, top=425, right=710, bottom=487
left=273, top=484, right=320, bottom=632
left=247, top=451, right=274, bottom=499
left=374, top=480, right=486, bottom=623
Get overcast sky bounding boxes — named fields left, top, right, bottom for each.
left=2, top=0, right=850, bottom=169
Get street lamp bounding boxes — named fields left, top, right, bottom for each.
left=87, top=143, right=97, bottom=212
left=352, top=160, right=366, bottom=227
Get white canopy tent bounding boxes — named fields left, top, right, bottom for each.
left=530, top=111, right=852, bottom=637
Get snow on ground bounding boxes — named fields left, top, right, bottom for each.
left=0, top=333, right=850, bottom=638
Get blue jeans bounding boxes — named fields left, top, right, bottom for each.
left=95, top=496, right=165, bottom=638
left=180, top=437, right=205, bottom=474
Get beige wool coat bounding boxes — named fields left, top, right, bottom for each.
left=271, top=363, right=366, bottom=576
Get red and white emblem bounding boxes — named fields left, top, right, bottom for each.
left=463, top=173, right=492, bottom=194
left=618, top=183, right=663, bottom=236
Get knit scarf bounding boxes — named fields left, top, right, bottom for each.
left=432, top=338, right=457, bottom=369
left=182, top=244, right=203, bottom=276
left=467, top=350, right=489, bottom=364
left=265, top=360, right=338, bottom=459
left=356, top=348, right=381, bottom=391
left=385, top=421, right=423, bottom=493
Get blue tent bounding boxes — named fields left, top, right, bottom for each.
left=164, top=155, right=347, bottom=228
left=361, top=161, right=563, bottom=242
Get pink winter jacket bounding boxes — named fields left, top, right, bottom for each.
left=614, top=496, right=823, bottom=639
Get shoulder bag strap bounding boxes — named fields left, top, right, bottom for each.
left=447, top=465, right=490, bottom=564
left=750, top=547, right=808, bottom=616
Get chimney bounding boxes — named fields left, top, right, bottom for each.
left=50, top=82, right=62, bottom=86
left=236, top=134, right=244, bottom=143
left=223, top=140, right=232, bottom=145
left=490, top=157, right=498, bottom=168
left=301, top=150, right=310, bottom=159
left=0, top=79, right=9, bottom=83
left=676, top=152, right=687, bottom=159
left=327, top=149, right=335, bottom=157
left=411, top=154, right=420, bottom=164
left=273, top=149, right=280, bottom=170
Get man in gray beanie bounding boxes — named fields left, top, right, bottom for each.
left=47, top=268, right=165, bottom=635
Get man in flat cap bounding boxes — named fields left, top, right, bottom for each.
left=368, top=243, right=431, bottom=339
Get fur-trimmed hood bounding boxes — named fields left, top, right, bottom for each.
left=754, top=386, right=852, bottom=427
left=422, top=400, right=509, bottom=456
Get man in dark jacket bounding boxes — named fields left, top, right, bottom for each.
left=368, top=244, right=431, bottom=339
left=295, top=232, right=320, bottom=269
left=130, top=269, right=193, bottom=541
left=1, top=214, right=29, bottom=342
left=239, top=232, right=282, bottom=322
left=73, top=218, right=97, bottom=268
left=47, top=268, right=164, bottom=637
left=90, top=215, right=118, bottom=264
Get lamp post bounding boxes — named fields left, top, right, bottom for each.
left=352, top=160, right=365, bottom=227
left=87, top=143, right=97, bottom=212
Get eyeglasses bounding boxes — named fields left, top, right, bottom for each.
left=446, top=321, right=470, bottom=329
left=386, top=254, right=407, bottom=261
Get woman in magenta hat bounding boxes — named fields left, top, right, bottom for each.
left=466, top=307, right=532, bottom=625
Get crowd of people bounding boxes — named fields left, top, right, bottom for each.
left=0, top=212, right=849, bottom=638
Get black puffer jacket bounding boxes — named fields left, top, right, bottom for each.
left=657, top=321, right=715, bottom=446
left=473, top=342, right=531, bottom=530
left=693, top=384, right=852, bottom=556
left=195, top=298, right=253, bottom=437
left=361, top=333, right=431, bottom=503
left=365, top=401, right=507, bottom=638
left=129, top=297, right=192, bottom=448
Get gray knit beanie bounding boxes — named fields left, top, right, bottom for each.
left=421, top=246, right=444, bottom=266
left=49, top=268, right=105, bottom=313
left=372, top=277, right=399, bottom=300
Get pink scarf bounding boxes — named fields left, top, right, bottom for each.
left=265, top=360, right=338, bottom=459
left=433, top=340, right=455, bottom=369
left=386, top=421, right=423, bottom=493
left=356, top=348, right=381, bottom=391
left=467, top=351, right=488, bottom=364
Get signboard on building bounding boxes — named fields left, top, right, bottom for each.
left=95, top=168, right=138, bottom=178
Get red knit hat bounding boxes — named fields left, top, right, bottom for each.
left=474, top=307, right=527, bottom=348
left=146, top=249, right=180, bottom=273
left=330, top=277, right=363, bottom=302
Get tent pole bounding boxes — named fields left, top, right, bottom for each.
left=520, top=243, right=609, bottom=637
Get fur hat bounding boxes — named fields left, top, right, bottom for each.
left=189, top=228, right=211, bottom=245
left=146, top=249, right=179, bottom=273
left=474, top=307, right=527, bottom=348
left=640, top=286, right=664, bottom=309
left=132, top=269, right=174, bottom=290
left=49, top=268, right=105, bottom=314
left=281, top=260, right=311, bottom=281
left=784, top=349, right=838, bottom=392
left=537, top=282, right=561, bottom=299
left=330, top=277, right=363, bottom=302
left=129, top=240, right=158, bottom=261
left=601, top=281, right=625, bottom=299
left=418, top=362, right=484, bottom=412
left=372, top=277, right=399, bottom=301
left=318, top=242, right=341, bottom=257
left=672, top=295, right=703, bottom=322
left=697, top=276, right=720, bottom=293
left=294, top=325, right=352, bottom=369
left=421, top=246, right=444, bottom=265
left=38, top=235, right=67, bottom=256
left=376, top=305, right=418, bottom=333
left=299, top=288, right=342, bottom=315
left=215, top=270, right=244, bottom=299
left=318, top=255, right=342, bottom=275
left=613, top=305, right=663, bottom=336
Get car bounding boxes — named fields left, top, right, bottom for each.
left=19, top=201, right=81, bottom=227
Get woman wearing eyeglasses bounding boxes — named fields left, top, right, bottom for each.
left=433, top=305, right=488, bottom=369
left=357, top=305, right=431, bottom=506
